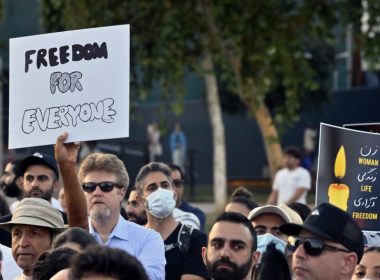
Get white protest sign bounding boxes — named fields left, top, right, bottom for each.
left=9, top=25, right=130, bottom=149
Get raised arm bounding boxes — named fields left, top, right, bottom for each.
left=54, top=132, right=88, bottom=231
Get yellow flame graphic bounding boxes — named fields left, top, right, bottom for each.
left=334, top=145, right=346, bottom=179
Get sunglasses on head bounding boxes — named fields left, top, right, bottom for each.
left=287, top=236, right=350, bottom=257
left=82, top=181, right=119, bottom=193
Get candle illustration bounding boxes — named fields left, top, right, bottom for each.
left=328, top=145, right=350, bottom=211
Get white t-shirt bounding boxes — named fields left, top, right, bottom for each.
left=273, top=166, right=311, bottom=205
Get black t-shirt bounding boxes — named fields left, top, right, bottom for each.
left=164, top=223, right=209, bottom=280
left=0, top=210, right=68, bottom=247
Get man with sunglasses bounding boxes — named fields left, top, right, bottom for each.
left=169, top=164, right=206, bottom=231
left=280, top=202, right=364, bottom=280
left=78, top=152, right=165, bottom=280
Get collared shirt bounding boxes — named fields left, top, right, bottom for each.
left=89, top=215, right=166, bottom=280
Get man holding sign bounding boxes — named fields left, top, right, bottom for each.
left=55, top=132, right=165, bottom=280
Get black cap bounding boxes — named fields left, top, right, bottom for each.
left=19, top=153, right=59, bottom=179
left=280, top=202, right=364, bottom=263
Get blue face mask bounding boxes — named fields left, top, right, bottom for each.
left=257, top=233, right=286, bottom=254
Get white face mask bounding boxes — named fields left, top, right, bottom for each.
left=257, top=233, right=287, bottom=254
left=146, top=188, right=176, bottom=219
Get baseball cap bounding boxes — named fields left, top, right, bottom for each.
left=248, top=204, right=303, bottom=225
left=279, top=202, right=364, bottom=262
left=19, top=152, right=59, bottom=179
left=0, top=198, right=65, bottom=232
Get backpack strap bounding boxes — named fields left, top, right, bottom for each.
left=164, top=224, right=194, bottom=258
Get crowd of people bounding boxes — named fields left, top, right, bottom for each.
left=0, top=134, right=377, bottom=280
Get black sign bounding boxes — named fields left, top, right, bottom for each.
left=317, top=123, right=380, bottom=231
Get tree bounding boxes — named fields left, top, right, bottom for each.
left=196, top=0, right=339, bottom=179
left=41, top=0, right=229, bottom=210
left=41, top=1, right=340, bottom=210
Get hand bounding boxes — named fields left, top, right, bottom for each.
left=54, top=132, right=80, bottom=165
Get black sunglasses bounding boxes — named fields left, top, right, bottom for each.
left=287, top=237, right=350, bottom=257
left=82, top=181, right=119, bottom=193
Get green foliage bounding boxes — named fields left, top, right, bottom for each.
left=355, top=0, right=380, bottom=69
left=40, top=1, right=344, bottom=128
left=0, top=0, right=4, bottom=23
left=183, top=1, right=338, bottom=130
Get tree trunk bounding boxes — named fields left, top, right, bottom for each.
left=202, top=53, right=227, bottom=211
left=253, top=102, right=284, bottom=180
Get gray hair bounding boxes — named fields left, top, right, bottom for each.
left=134, top=162, right=172, bottom=195
left=78, top=153, right=129, bottom=190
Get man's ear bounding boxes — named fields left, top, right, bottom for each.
left=16, top=176, right=23, bottom=188
left=201, top=247, right=208, bottom=265
left=118, top=188, right=126, bottom=201
left=341, top=252, right=358, bottom=275
left=53, top=180, right=60, bottom=192
left=252, top=251, right=261, bottom=266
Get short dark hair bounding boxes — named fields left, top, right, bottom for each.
left=32, top=247, right=77, bottom=280
left=364, top=246, right=380, bottom=254
left=214, top=212, right=257, bottom=252
left=69, top=245, right=149, bottom=280
left=284, top=146, right=302, bottom=160
left=168, top=164, right=185, bottom=181
left=8, top=159, right=22, bottom=178
left=134, top=162, right=172, bottom=195
left=52, top=227, right=97, bottom=250
left=254, top=243, right=291, bottom=280
left=230, top=187, right=258, bottom=211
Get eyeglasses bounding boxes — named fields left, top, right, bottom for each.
left=172, top=179, right=184, bottom=188
left=287, top=237, right=350, bottom=257
left=82, top=181, right=119, bottom=193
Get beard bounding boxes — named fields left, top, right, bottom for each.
left=27, top=187, right=54, bottom=201
left=1, top=179, right=22, bottom=197
left=206, top=256, right=253, bottom=280
left=90, top=204, right=111, bottom=220
left=126, top=212, right=147, bottom=225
